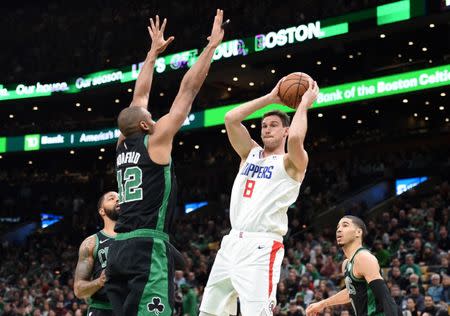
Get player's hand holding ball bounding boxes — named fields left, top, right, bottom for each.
left=275, top=72, right=319, bottom=109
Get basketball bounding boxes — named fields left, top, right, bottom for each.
left=278, top=72, right=312, bottom=109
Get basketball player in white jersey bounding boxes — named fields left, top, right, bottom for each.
left=199, top=78, right=319, bottom=316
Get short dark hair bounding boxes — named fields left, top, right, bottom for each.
left=97, top=192, right=108, bottom=210
left=262, top=110, right=291, bottom=127
left=343, top=215, right=368, bottom=240
left=117, top=107, right=148, bottom=137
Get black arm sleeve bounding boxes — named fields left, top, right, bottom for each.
left=369, top=279, right=398, bottom=316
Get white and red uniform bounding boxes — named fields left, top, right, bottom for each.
left=200, top=147, right=302, bottom=316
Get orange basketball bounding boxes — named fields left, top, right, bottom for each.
left=278, top=72, right=312, bottom=109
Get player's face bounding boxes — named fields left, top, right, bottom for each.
left=336, top=218, right=360, bottom=247
left=102, top=192, right=120, bottom=221
left=261, top=115, right=288, bottom=149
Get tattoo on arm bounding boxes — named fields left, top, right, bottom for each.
left=74, top=236, right=100, bottom=298
left=75, top=237, right=95, bottom=282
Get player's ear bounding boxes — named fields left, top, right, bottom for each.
left=139, top=120, right=150, bottom=131
left=98, top=207, right=105, bottom=216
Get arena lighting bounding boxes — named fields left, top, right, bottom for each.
left=349, top=54, right=354, bottom=59
left=286, top=54, right=292, bottom=59
left=98, top=156, right=103, bottom=160
left=441, top=92, right=446, bottom=96
left=446, top=118, right=449, bottom=122
left=179, top=141, right=184, bottom=145
left=185, top=201, right=208, bottom=214
left=233, top=77, right=238, bottom=81
left=425, top=101, right=430, bottom=105
left=422, top=47, right=428, bottom=52
left=341, top=115, right=347, bottom=119
left=75, top=103, right=80, bottom=107
left=380, top=33, right=386, bottom=38
left=70, top=150, right=75, bottom=154
left=439, top=106, right=444, bottom=110
left=357, top=52, right=362, bottom=56
left=409, top=41, right=414, bottom=45
left=395, top=177, right=428, bottom=195
left=250, top=124, right=256, bottom=128
left=414, top=113, right=418, bottom=117
left=249, top=82, right=255, bottom=86
left=332, top=66, right=337, bottom=71
left=429, top=23, right=435, bottom=28
left=194, top=145, right=200, bottom=149
left=271, top=69, right=276, bottom=73
left=318, top=113, right=323, bottom=117
left=375, top=109, right=380, bottom=114
left=159, top=92, right=164, bottom=96
left=28, top=160, right=32, bottom=165
left=357, top=120, right=362, bottom=124
left=241, top=64, right=246, bottom=68
left=221, top=129, right=226, bottom=134
left=227, top=87, right=232, bottom=91
left=398, top=54, right=402, bottom=57
left=87, top=107, right=92, bottom=112
left=317, top=60, right=322, bottom=65
left=403, top=99, right=408, bottom=103
left=0, top=155, right=2, bottom=159
left=33, top=106, right=38, bottom=110
left=127, top=88, right=132, bottom=92
left=9, top=114, right=13, bottom=118
left=425, top=116, right=429, bottom=120
left=115, top=99, right=120, bottom=103
left=100, top=148, right=105, bottom=152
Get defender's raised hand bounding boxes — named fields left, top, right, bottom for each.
left=207, top=9, right=225, bottom=48
left=148, top=15, right=174, bottom=54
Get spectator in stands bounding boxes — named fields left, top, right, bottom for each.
left=437, top=226, right=449, bottom=251
left=180, top=284, right=198, bottom=316
left=373, top=239, right=391, bottom=267
left=422, top=295, right=448, bottom=316
left=401, top=254, right=422, bottom=277
left=408, top=283, right=425, bottom=311
left=389, top=266, right=409, bottom=289
left=391, top=284, right=406, bottom=309
left=428, top=274, right=445, bottom=304
left=404, top=297, right=420, bottom=316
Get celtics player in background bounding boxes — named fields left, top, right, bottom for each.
left=306, top=216, right=398, bottom=316
left=105, top=10, right=226, bottom=316
left=74, top=191, right=119, bottom=316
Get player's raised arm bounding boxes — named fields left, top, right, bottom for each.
left=74, top=235, right=105, bottom=299
left=152, top=9, right=226, bottom=144
left=285, top=79, right=318, bottom=175
left=224, top=79, right=284, bottom=160
left=131, top=15, right=174, bottom=108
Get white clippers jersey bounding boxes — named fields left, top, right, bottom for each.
left=229, top=146, right=302, bottom=236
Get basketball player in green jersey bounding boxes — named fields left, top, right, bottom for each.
left=74, top=191, right=120, bottom=316
left=306, top=216, right=398, bottom=316
left=105, top=10, right=226, bottom=316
